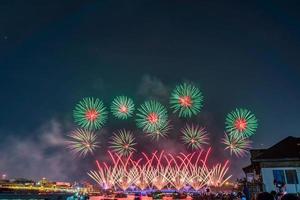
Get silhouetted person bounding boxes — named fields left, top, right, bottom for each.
left=281, top=194, right=299, bottom=200
left=270, top=191, right=277, bottom=200
left=257, top=192, right=274, bottom=200
left=243, top=184, right=250, bottom=200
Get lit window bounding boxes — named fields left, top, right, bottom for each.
left=273, top=170, right=285, bottom=184
left=285, top=170, right=299, bottom=184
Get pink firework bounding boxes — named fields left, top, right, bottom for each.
left=88, top=149, right=231, bottom=191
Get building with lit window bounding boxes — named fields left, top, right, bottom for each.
left=243, top=136, right=300, bottom=194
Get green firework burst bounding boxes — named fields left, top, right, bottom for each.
left=109, top=129, right=136, bottom=157
left=66, top=129, right=100, bottom=157
left=73, top=97, right=108, bottom=130
left=225, top=108, right=258, bottom=138
left=170, top=83, right=204, bottom=118
left=110, top=96, right=135, bottom=120
left=136, top=100, right=168, bottom=132
left=146, top=120, right=172, bottom=141
left=181, top=124, right=209, bottom=150
left=222, top=133, right=252, bottom=157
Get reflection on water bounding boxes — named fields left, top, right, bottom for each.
left=90, top=195, right=192, bottom=200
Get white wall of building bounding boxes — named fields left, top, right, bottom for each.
left=261, top=167, right=300, bottom=193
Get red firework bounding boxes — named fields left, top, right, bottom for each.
left=179, top=96, right=192, bottom=107
left=234, top=118, right=247, bottom=132
left=119, top=105, right=128, bottom=113
left=85, top=109, right=99, bottom=121
left=147, top=112, right=159, bottom=124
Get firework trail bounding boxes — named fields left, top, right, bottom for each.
left=66, top=129, right=99, bottom=157
left=88, top=150, right=231, bottom=191
left=209, top=160, right=232, bottom=187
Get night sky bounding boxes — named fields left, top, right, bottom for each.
left=0, top=1, right=300, bottom=182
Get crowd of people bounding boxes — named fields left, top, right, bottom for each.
left=253, top=192, right=299, bottom=200
left=190, top=192, right=299, bottom=200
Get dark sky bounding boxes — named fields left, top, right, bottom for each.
left=0, top=0, right=299, bottom=182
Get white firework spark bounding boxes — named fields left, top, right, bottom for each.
left=66, top=129, right=99, bottom=157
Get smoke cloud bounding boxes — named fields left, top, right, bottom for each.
left=0, top=120, right=84, bottom=182
left=137, top=75, right=170, bottom=103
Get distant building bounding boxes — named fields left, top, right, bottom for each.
left=55, top=182, right=71, bottom=188
left=243, top=136, right=300, bottom=194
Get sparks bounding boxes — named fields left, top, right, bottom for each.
left=181, top=124, right=209, bottom=150
left=119, top=105, right=128, bottom=113
left=136, top=100, right=168, bottom=132
left=225, top=108, right=258, bottom=138
left=66, top=129, right=100, bottom=157
left=85, top=109, right=99, bottom=121
left=179, top=95, right=192, bottom=107
left=235, top=118, right=247, bottom=132
left=88, top=150, right=231, bottom=191
left=222, top=133, right=252, bottom=157
left=111, top=96, right=135, bottom=120
left=109, top=129, right=136, bottom=157
left=73, top=97, right=107, bottom=130
left=170, top=83, right=204, bottom=118
left=146, top=120, right=172, bottom=141
left=147, top=112, right=158, bottom=124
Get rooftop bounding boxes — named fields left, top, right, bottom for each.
left=252, top=136, right=300, bottom=161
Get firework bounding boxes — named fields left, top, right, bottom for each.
left=187, top=167, right=211, bottom=190
left=181, top=124, right=209, bottom=150
left=222, top=133, right=252, bottom=157
left=88, top=150, right=231, bottom=191
left=109, top=129, right=136, bottom=157
left=146, top=120, right=172, bottom=141
left=136, top=100, right=168, bottom=132
left=73, top=97, right=108, bottom=130
left=110, top=96, right=135, bottom=120
left=225, top=108, right=258, bottom=138
left=209, top=160, right=232, bottom=187
left=66, top=129, right=99, bottom=157
left=170, top=83, right=204, bottom=118
left=177, top=150, right=212, bottom=190
left=88, top=154, right=132, bottom=190
left=164, top=154, right=189, bottom=190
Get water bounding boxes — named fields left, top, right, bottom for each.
left=0, top=193, right=72, bottom=200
